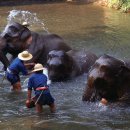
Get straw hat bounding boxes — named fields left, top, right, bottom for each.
left=18, top=51, right=33, bottom=61
left=32, top=63, right=44, bottom=72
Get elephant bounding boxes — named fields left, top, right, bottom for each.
left=46, top=50, right=98, bottom=81
left=82, top=54, right=130, bottom=104
left=0, top=22, right=71, bottom=70
left=0, top=22, right=32, bottom=70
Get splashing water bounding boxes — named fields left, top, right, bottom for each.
left=7, top=10, right=49, bottom=33
left=97, top=102, right=108, bottom=111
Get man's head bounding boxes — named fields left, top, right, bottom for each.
left=31, top=63, right=44, bottom=73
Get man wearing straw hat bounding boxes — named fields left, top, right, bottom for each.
left=6, top=50, right=34, bottom=91
left=26, top=63, right=55, bottom=113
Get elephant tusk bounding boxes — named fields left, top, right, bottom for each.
left=100, top=98, right=108, bottom=105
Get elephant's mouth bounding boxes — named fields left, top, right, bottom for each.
left=93, top=78, right=118, bottom=101
left=48, top=64, right=70, bottom=81
left=94, top=78, right=110, bottom=99
left=49, top=74, right=69, bottom=82
left=94, top=78, right=108, bottom=90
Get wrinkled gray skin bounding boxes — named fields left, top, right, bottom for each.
left=0, top=22, right=71, bottom=70
left=0, top=22, right=31, bottom=70
left=29, top=32, right=71, bottom=65
left=47, top=50, right=98, bottom=81
left=82, top=54, right=130, bottom=104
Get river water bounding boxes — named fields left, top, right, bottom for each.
left=0, top=2, right=130, bottom=130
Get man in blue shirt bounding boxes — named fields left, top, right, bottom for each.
left=26, top=63, right=55, bottom=113
left=6, top=51, right=33, bottom=91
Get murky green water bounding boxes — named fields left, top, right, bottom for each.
left=0, top=2, right=130, bottom=130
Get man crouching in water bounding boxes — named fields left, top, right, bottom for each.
left=6, top=51, right=34, bottom=91
left=26, top=63, right=55, bottom=113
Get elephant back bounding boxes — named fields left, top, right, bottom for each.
left=28, top=32, right=71, bottom=65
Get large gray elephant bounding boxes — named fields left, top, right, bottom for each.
left=47, top=50, right=98, bottom=81
left=0, top=22, right=32, bottom=70
left=82, top=54, right=130, bottom=103
left=0, top=22, right=71, bottom=70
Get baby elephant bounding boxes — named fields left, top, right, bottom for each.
left=82, top=54, right=130, bottom=104
left=47, top=50, right=98, bottom=81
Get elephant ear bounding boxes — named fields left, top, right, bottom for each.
left=2, top=25, right=20, bottom=39
left=119, top=65, right=130, bottom=74
left=19, top=27, right=31, bottom=41
left=65, top=52, right=74, bottom=70
left=117, top=65, right=130, bottom=84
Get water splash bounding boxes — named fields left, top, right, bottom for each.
left=22, top=77, right=29, bottom=92
left=97, top=102, right=108, bottom=111
left=43, top=68, right=51, bottom=85
left=7, top=10, right=49, bottom=33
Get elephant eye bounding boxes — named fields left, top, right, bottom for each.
left=48, top=54, right=53, bottom=58
left=49, top=55, right=52, bottom=59
left=94, top=62, right=100, bottom=68
left=9, top=26, right=19, bottom=33
left=100, top=65, right=108, bottom=71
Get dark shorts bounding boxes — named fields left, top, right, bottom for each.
left=36, top=93, right=55, bottom=106
left=6, top=72, right=20, bottom=85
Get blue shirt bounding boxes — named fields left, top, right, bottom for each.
left=8, top=58, right=28, bottom=75
left=28, top=73, right=49, bottom=95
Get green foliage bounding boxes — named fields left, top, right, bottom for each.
left=121, top=0, right=130, bottom=12
left=108, top=0, right=130, bottom=12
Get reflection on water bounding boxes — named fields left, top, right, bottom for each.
left=0, top=2, right=130, bottom=130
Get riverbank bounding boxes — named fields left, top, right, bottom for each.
left=0, top=0, right=65, bottom=6
left=96, top=0, right=130, bottom=13
left=0, top=0, right=130, bottom=13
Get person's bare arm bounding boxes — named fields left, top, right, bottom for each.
left=27, top=89, right=32, bottom=101
left=24, top=63, right=35, bottom=66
